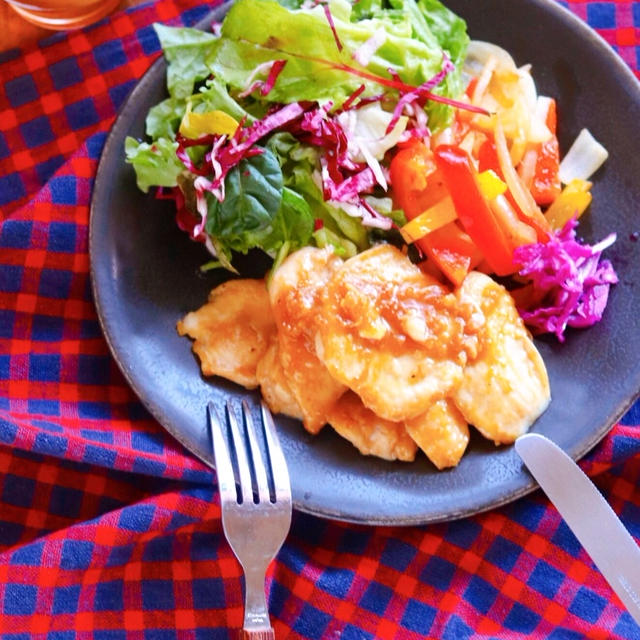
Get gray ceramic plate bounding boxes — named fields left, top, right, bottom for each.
left=90, top=0, right=640, bottom=525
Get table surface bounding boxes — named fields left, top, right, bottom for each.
left=1, top=0, right=640, bottom=637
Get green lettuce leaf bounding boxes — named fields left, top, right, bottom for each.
left=264, top=187, right=314, bottom=252
left=350, top=0, right=383, bottom=21
left=275, top=0, right=304, bottom=8
left=313, top=226, right=359, bottom=258
left=204, top=146, right=284, bottom=256
left=206, top=0, right=468, bottom=129
left=145, top=97, right=185, bottom=139
left=388, top=0, right=468, bottom=126
left=415, top=0, right=468, bottom=66
left=144, top=74, right=253, bottom=141
left=153, top=23, right=219, bottom=99
left=124, top=136, right=184, bottom=193
left=264, top=186, right=315, bottom=272
left=192, top=77, right=254, bottom=123
left=267, top=132, right=369, bottom=251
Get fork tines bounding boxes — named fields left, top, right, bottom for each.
left=207, top=399, right=291, bottom=507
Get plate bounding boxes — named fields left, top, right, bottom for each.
left=90, top=0, right=640, bottom=525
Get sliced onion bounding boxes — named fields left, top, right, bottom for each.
left=357, top=140, right=387, bottom=190
left=529, top=95, right=553, bottom=143
left=489, top=194, right=537, bottom=248
left=559, top=128, right=609, bottom=183
left=464, top=40, right=517, bottom=76
left=536, top=95, right=553, bottom=122
left=517, top=147, right=538, bottom=188
left=337, top=103, right=408, bottom=163
left=517, top=65, right=538, bottom=115
left=513, top=68, right=548, bottom=147
left=471, top=55, right=497, bottom=105
left=494, top=118, right=543, bottom=221
left=508, top=121, right=528, bottom=166
left=431, top=125, right=455, bottom=147
left=458, top=130, right=476, bottom=157
left=469, top=48, right=551, bottom=151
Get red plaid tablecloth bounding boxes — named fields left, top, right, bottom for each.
left=1, top=0, right=640, bottom=637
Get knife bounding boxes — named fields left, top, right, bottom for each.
left=516, top=433, right=640, bottom=626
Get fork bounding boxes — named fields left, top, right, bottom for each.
left=207, top=399, right=292, bottom=639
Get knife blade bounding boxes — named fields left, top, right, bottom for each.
left=516, top=433, right=640, bottom=626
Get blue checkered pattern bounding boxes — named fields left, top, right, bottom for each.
left=0, top=0, right=640, bottom=637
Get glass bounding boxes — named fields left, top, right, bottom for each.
left=4, top=0, right=120, bottom=30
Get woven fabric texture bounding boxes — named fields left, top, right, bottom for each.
left=1, top=0, right=640, bottom=637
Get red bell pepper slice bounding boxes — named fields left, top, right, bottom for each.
left=478, top=137, right=502, bottom=175
left=434, top=144, right=516, bottom=276
left=390, top=142, right=481, bottom=285
left=416, top=222, right=483, bottom=287
left=465, top=76, right=479, bottom=98
left=389, top=142, right=448, bottom=217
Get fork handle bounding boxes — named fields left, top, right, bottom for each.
left=239, top=631, right=275, bottom=640
left=242, top=566, right=275, bottom=637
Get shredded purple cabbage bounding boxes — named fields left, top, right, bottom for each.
left=386, top=52, right=454, bottom=136
left=289, top=101, right=393, bottom=228
left=238, top=59, right=287, bottom=98
left=513, top=218, right=618, bottom=342
left=317, top=0, right=343, bottom=52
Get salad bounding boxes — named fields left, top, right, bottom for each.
left=125, top=0, right=618, bottom=342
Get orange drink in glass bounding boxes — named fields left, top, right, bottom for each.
left=4, top=0, right=121, bottom=30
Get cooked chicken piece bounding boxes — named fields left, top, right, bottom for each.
left=452, top=271, right=550, bottom=444
left=404, top=399, right=469, bottom=469
left=177, top=279, right=274, bottom=388
left=269, top=247, right=347, bottom=434
left=256, top=335, right=303, bottom=421
left=316, top=244, right=481, bottom=422
left=326, top=391, right=417, bottom=461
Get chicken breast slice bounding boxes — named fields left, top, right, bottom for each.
left=256, top=335, right=303, bottom=421
left=404, top=399, right=470, bottom=469
left=268, top=247, right=348, bottom=434
left=316, top=244, right=481, bottom=422
left=326, top=391, right=417, bottom=462
left=452, top=271, right=551, bottom=444
left=177, top=279, right=274, bottom=389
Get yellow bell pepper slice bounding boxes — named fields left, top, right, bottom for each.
left=544, top=178, right=592, bottom=230
left=400, top=196, right=457, bottom=244
left=476, top=169, right=508, bottom=200
left=179, top=109, right=239, bottom=139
